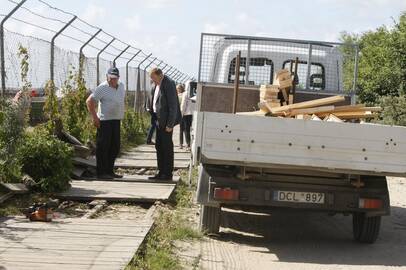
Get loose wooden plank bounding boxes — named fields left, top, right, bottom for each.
left=57, top=180, right=176, bottom=202
left=236, top=110, right=266, bottom=116
left=0, top=183, right=28, bottom=193
left=318, top=111, right=378, bottom=119
left=324, top=114, right=343, bottom=122
left=0, top=217, right=153, bottom=270
left=289, top=105, right=335, bottom=116
left=80, top=174, right=180, bottom=183
left=269, top=95, right=346, bottom=114
left=120, top=151, right=190, bottom=161
left=0, top=192, right=14, bottom=203
left=74, top=156, right=189, bottom=169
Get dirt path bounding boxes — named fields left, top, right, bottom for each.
left=187, top=177, right=406, bottom=270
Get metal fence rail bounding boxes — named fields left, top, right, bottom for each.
left=0, top=0, right=191, bottom=111
left=198, top=33, right=359, bottom=96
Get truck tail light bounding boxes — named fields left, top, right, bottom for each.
left=359, top=198, right=383, bottom=209
left=213, top=188, right=239, bottom=201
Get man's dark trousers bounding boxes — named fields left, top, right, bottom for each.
left=155, top=125, right=174, bottom=177
left=96, top=120, right=120, bottom=176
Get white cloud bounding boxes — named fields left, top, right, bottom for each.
left=237, top=12, right=249, bottom=22
left=203, top=22, right=229, bottom=33
left=82, top=4, right=106, bottom=23
left=145, top=0, right=178, bottom=9
left=125, top=15, right=141, bottom=31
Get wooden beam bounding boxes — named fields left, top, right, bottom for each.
left=269, top=95, right=346, bottom=114
left=289, top=105, right=335, bottom=117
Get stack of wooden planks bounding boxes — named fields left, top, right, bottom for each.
left=258, top=69, right=294, bottom=113
left=238, top=69, right=381, bottom=122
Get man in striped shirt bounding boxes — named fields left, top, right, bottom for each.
left=86, top=67, right=125, bottom=179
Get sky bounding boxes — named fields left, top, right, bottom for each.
left=1, top=0, right=406, bottom=78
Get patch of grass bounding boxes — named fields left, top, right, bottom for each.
left=126, top=169, right=202, bottom=270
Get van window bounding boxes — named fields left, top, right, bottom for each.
left=228, top=57, right=273, bottom=85
left=283, top=60, right=325, bottom=90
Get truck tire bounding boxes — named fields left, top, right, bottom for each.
left=200, top=205, right=221, bottom=234
left=352, top=213, right=381, bottom=244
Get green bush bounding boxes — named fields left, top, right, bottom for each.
left=18, top=128, right=73, bottom=193
left=378, top=95, right=406, bottom=126
left=0, top=99, right=25, bottom=182
left=60, top=67, right=95, bottom=143
left=121, top=109, right=148, bottom=147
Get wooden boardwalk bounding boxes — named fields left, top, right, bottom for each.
left=0, top=128, right=189, bottom=269
left=57, top=180, right=177, bottom=202
left=0, top=217, right=153, bottom=270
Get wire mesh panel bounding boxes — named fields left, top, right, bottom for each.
left=4, top=30, right=51, bottom=91
left=198, top=33, right=359, bottom=93
left=0, top=0, right=190, bottom=113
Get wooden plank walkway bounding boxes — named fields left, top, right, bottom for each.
left=57, top=180, right=176, bottom=202
left=73, top=155, right=189, bottom=170
left=0, top=216, right=153, bottom=270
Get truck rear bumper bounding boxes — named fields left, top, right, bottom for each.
left=198, top=166, right=390, bottom=217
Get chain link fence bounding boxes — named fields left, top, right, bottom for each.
left=0, top=0, right=190, bottom=112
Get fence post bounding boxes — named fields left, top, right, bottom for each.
left=134, top=53, right=152, bottom=111
left=305, top=44, right=313, bottom=90
left=352, top=45, right=359, bottom=105
left=174, top=72, right=183, bottom=82
left=180, top=74, right=188, bottom=83
left=1, top=0, right=27, bottom=96
left=50, top=16, right=77, bottom=83
left=161, top=63, right=168, bottom=71
left=141, top=57, right=156, bottom=111
left=156, top=60, right=163, bottom=68
left=168, top=68, right=177, bottom=77
left=172, top=71, right=180, bottom=81
left=125, top=49, right=142, bottom=92
left=246, top=39, right=251, bottom=85
left=197, top=33, right=204, bottom=82
left=165, top=66, right=174, bottom=75
left=113, top=45, right=130, bottom=67
left=78, top=28, right=102, bottom=79
left=96, top=37, right=115, bottom=86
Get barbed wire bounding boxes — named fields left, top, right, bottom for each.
left=1, top=0, right=185, bottom=76
left=36, top=0, right=143, bottom=52
left=6, top=0, right=147, bottom=61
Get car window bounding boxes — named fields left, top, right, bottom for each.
left=283, top=60, right=325, bottom=90
left=228, top=57, right=273, bottom=85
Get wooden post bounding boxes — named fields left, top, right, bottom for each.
left=232, top=51, right=241, bottom=114
left=291, top=57, right=299, bottom=100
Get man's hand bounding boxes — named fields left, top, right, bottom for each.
left=92, top=116, right=100, bottom=128
left=165, top=126, right=173, bottom=133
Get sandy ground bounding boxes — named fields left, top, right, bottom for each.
left=178, top=177, right=406, bottom=270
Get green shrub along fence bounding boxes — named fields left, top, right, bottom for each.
left=0, top=46, right=148, bottom=193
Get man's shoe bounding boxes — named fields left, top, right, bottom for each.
left=146, top=141, right=155, bottom=145
left=157, top=174, right=173, bottom=181
left=97, top=174, right=114, bottom=180
left=110, top=173, right=123, bottom=179
left=148, top=174, right=161, bottom=180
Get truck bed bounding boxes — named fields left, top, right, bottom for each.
left=193, top=112, right=406, bottom=177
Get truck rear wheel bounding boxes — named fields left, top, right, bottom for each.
left=200, top=205, right=221, bottom=234
left=352, top=213, right=381, bottom=243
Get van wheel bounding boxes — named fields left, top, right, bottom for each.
left=352, top=213, right=381, bottom=243
left=200, top=205, right=221, bottom=234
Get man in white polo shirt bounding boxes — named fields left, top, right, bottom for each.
left=86, top=67, right=125, bottom=179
